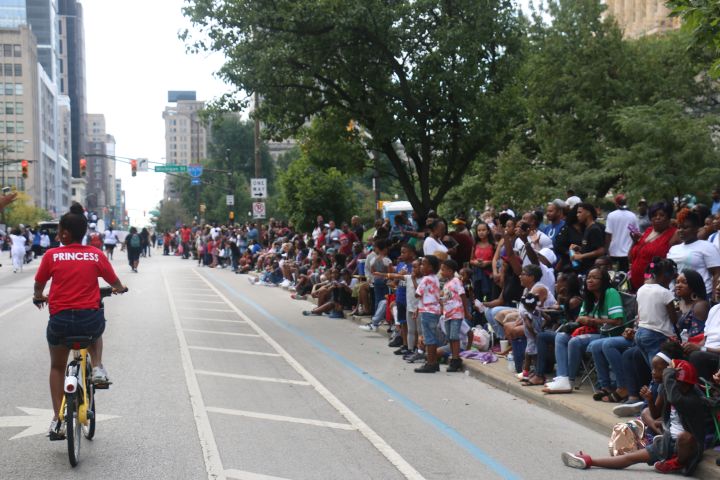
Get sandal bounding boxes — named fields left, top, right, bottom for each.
left=592, top=388, right=612, bottom=401
left=521, top=376, right=546, bottom=386
left=601, top=391, right=627, bottom=403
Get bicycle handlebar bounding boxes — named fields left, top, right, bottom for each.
left=99, top=286, right=128, bottom=298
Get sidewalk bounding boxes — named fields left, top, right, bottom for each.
left=269, top=277, right=720, bottom=476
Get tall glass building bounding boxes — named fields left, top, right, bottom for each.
left=0, top=1, right=27, bottom=29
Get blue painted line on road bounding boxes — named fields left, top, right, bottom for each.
left=207, top=274, right=520, bottom=480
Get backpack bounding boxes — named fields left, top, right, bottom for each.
left=130, top=234, right=141, bottom=248
left=608, top=419, right=646, bottom=456
left=89, top=233, right=103, bottom=249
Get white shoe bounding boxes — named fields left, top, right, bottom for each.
left=358, top=324, right=377, bottom=332
left=542, top=376, right=572, bottom=393
left=47, top=419, right=66, bottom=440
left=279, top=279, right=291, bottom=288
left=92, top=366, right=109, bottom=384
left=612, top=401, right=645, bottom=417
left=247, top=277, right=256, bottom=285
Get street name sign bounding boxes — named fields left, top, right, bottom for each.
left=155, top=165, right=187, bottom=173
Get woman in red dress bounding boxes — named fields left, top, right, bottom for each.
left=628, top=202, right=678, bottom=291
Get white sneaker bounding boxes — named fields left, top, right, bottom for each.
left=612, top=401, right=645, bottom=417
left=92, top=366, right=109, bottom=384
left=47, top=419, right=66, bottom=440
left=543, top=376, right=572, bottom=393
left=358, top=324, right=377, bottom=332
left=279, top=279, right=291, bottom=288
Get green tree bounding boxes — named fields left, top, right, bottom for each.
left=667, top=0, right=720, bottom=77
left=277, top=155, right=355, bottom=231
left=155, top=200, right=193, bottom=232
left=3, top=192, right=51, bottom=227
left=605, top=100, right=720, bottom=201
left=182, top=0, right=524, bottom=218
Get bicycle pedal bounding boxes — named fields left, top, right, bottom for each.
left=93, top=380, right=112, bottom=389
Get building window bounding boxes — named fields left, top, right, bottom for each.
left=14, top=140, right=24, bottom=152
left=59, top=40, right=63, bottom=54
left=16, top=121, right=23, bottom=134
left=3, top=64, right=11, bottom=76
left=14, top=84, right=22, bottom=95
left=2, top=45, right=10, bottom=57
left=4, top=103, right=12, bottom=115
left=15, top=102, right=22, bottom=114
left=4, top=83, right=12, bottom=95
left=13, top=45, right=20, bottom=57
left=13, top=64, right=21, bottom=77
left=6, top=121, right=13, bottom=133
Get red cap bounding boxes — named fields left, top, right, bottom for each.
left=614, top=194, right=626, bottom=205
left=674, top=359, right=698, bottom=385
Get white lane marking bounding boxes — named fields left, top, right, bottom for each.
left=178, top=293, right=221, bottom=298
left=183, top=308, right=236, bottom=313
left=184, top=329, right=260, bottom=338
left=188, top=346, right=281, bottom=357
left=225, top=470, right=292, bottom=480
left=177, top=300, right=227, bottom=305
left=173, top=288, right=214, bottom=292
left=0, top=298, right=30, bottom=320
left=195, top=370, right=310, bottom=386
left=0, top=407, right=118, bottom=440
left=183, top=317, right=248, bottom=324
left=194, top=270, right=426, bottom=480
left=206, top=407, right=355, bottom=430
left=162, top=273, right=225, bottom=480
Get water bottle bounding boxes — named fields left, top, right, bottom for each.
left=680, top=329, right=689, bottom=343
left=507, top=353, right=515, bottom=372
left=569, top=249, right=580, bottom=269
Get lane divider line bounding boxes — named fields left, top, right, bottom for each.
left=224, top=470, right=291, bottom=480
left=0, top=298, right=30, bottom=320
left=193, top=270, right=426, bottom=480
left=183, top=328, right=260, bottom=338
left=206, top=407, right=355, bottom=430
left=202, top=270, right=521, bottom=480
left=195, top=370, right=310, bottom=386
left=182, top=308, right=236, bottom=313
left=176, top=300, right=228, bottom=305
left=182, top=317, right=248, bottom=324
left=188, top=346, right=281, bottom=357
left=162, top=272, right=225, bottom=480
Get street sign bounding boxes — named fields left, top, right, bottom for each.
left=191, top=178, right=201, bottom=186
left=137, top=158, right=149, bottom=172
left=188, top=164, right=203, bottom=178
left=226, top=194, right=234, bottom=206
left=252, top=201, right=266, bottom=219
left=154, top=165, right=187, bottom=173
left=250, top=178, right=267, bottom=198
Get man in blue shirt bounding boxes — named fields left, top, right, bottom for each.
left=711, top=188, right=720, bottom=216
left=542, top=199, right=566, bottom=243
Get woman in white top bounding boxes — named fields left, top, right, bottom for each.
left=667, top=211, right=720, bottom=300
left=423, top=219, right=448, bottom=257
left=9, top=227, right=26, bottom=272
left=103, top=228, right=118, bottom=260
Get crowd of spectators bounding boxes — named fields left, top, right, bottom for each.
left=159, top=190, right=720, bottom=475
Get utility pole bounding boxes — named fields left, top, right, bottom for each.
left=254, top=92, right=261, bottom=178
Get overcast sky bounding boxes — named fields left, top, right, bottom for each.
left=82, top=1, right=534, bottom=226
left=83, top=0, right=229, bottom=225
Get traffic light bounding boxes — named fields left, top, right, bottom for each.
left=130, top=159, right=137, bottom=177
left=229, top=211, right=234, bottom=221
left=21, top=159, right=28, bottom=179
left=79, top=158, right=87, bottom=177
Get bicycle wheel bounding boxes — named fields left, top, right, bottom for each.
left=83, top=363, right=96, bottom=439
left=65, top=393, right=81, bottom=467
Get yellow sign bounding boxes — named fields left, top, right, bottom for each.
left=199, top=203, right=206, bottom=213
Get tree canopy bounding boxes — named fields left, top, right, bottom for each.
left=182, top=0, right=524, bottom=217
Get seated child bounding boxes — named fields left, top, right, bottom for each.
left=561, top=359, right=712, bottom=475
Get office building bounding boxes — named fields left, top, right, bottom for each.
left=58, top=0, right=86, bottom=178
left=86, top=113, right=118, bottom=224
left=605, top=0, right=680, bottom=38
left=162, top=91, right=206, bottom=200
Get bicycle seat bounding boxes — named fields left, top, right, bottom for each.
left=63, top=336, right=94, bottom=350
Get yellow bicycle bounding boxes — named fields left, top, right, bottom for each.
left=54, top=287, right=124, bottom=467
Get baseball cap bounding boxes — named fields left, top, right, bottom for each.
left=566, top=196, right=582, bottom=208
left=614, top=194, right=626, bottom=205
left=674, top=359, right=698, bottom=385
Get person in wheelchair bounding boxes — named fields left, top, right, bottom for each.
left=32, top=203, right=126, bottom=440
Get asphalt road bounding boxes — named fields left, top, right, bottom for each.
left=0, top=250, right=672, bottom=479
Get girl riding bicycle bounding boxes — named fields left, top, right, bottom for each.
left=33, top=203, right=126, bottom=440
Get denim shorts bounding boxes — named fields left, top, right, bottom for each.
left=420, top=312, right=441, bottom=346
left=445, top=318, right=462, bottom=341
left=645, top=435, right=677, bottom=465
left=46, top=309, right=105, bottom=346
left=396, top=301, right=407, bottom=324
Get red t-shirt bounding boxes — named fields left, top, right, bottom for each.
left=35, top=244, right=119, bottom=315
